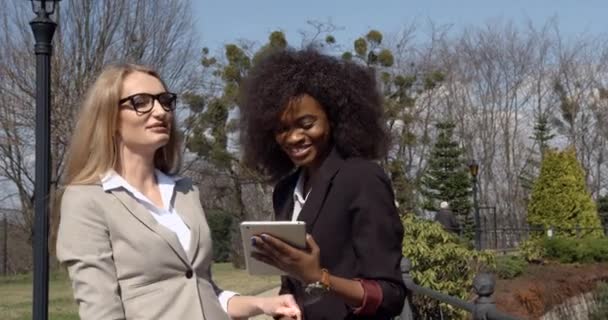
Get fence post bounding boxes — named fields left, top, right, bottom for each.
left=472, top=273, right=497, bottom=320
left=399, top=257, right=415, bottom=320
left=576, top=224, right=581, bottom=238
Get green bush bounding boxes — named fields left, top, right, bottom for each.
left=543, top=237, right=579, bottom=263
left=528, top=148, right=603, bottom=238
left=206, top=210, right=234, bottom=262
left=402, top=214, right=495, bottom=319
left=493, top=255, right=527, bottom=279
left=518, top=238, right=546, bottom=263
left=588, top=239, right=608, bottom=261
left=542, top=237, right=608, bottom=263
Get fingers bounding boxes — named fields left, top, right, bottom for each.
left=275, top=306, right=301, bottom=320
left=274, top=295, right=301, bottom=320
left=275, top=307, right=300, bottom=318
left=250, top=235, right=319, bottom=284
left=252, top=234, right=304, bottom=262
left=258, top=234, right=297, bottom=255
left=252, top=236, right=284, bottom=262
left=305, top=234, right=320, bottom=255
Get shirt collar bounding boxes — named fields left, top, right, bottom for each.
left=100, top=170, right=125, bottom=192
left=293, top=171, right=310, bottom=204
left=101, top=169, right=184, bottom=212
left=100, top=169, right=183, bottom=192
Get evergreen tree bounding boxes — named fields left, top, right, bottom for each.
left=528, top=148, right=603, bottom=237
left=420, top=121, right=472, bottom=225
left=519, top=112, right=555, bottom=197
left=532, top=113, right=556, bottom=159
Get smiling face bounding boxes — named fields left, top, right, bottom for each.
left=117, top=71, right=174, bottom=155
left=274, top=94, right=332, bottom=170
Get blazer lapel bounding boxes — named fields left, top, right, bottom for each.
left=173, top=182, right=201, bottom=264
left=297, top=148, right=344, bottom=232
left=278, top=199, right=294, bottom=221
left=274, top=172, right=299, bottom=221
left=110, top=189, right=190, bottom=265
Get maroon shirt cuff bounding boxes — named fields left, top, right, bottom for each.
left=353, top=279, right=383, bottom=315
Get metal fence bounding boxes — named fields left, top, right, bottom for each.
left=478, top=224, right=608, bottom=252
left=397, top=257, right=520, bottom=320
left=0, top=209, right=33, bottom=276
left=468, top=206, right=608, bottom=251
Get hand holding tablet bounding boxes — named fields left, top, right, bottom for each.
left=240, top=221, right=306, bottom=275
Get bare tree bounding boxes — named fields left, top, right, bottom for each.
left=0, top=0, right=201, bottom=254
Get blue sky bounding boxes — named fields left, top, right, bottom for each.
left=192, top=0, right=607, bottom=51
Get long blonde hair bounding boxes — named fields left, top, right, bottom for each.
left=63, top=63, right=181, bottom=185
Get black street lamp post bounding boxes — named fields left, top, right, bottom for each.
left=28, top=1, right=59, bottom=319
left=469, top=160, right=481, bottom=250
left=3, top=212, right=7, bottom=276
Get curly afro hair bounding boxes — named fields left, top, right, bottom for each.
left=239, top=48, right=389, bottom=181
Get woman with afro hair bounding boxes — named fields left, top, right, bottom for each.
left=240, top=48, right=406, bottom=320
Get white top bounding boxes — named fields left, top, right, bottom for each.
left=101, top=170, right=236, bottom=312
left=292, top=171, right=311, bottom=221
left=101, top=170, right=191, bottom=250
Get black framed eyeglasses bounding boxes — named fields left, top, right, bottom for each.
left=119, top=92, right=177, bottom=113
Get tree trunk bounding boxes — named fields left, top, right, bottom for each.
left=229, top=176, right=246, bottom=269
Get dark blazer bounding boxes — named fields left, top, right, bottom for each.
left=273, top=148, right=406, bottom=320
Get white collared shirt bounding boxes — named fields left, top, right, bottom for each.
left=101, top=170, right=192, bottom=251
left=292, top=172, right=311, bottom=221
left=101, top=170, right=236, bottom=312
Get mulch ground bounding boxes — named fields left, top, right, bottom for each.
left=493, top=262, right=608, bottom=319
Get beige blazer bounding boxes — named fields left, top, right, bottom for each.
left=56, top=178, right=231, bottom=320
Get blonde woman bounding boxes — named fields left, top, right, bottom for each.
left=56, top=64, right=301, bottom=320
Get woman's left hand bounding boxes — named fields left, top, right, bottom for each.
left=251, top=234, right=323, bottom=284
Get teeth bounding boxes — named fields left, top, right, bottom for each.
left=290, top=146, right=310, bottom=155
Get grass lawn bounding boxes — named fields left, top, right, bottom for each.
left=0, top=263, right=280, bottom=320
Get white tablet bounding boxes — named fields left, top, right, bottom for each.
left=240, top=221, right=306, bottom=276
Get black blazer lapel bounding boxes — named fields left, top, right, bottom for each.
left=274, top=172, right=299, bottom=221
left=297, top=148, right=344, bottom=232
